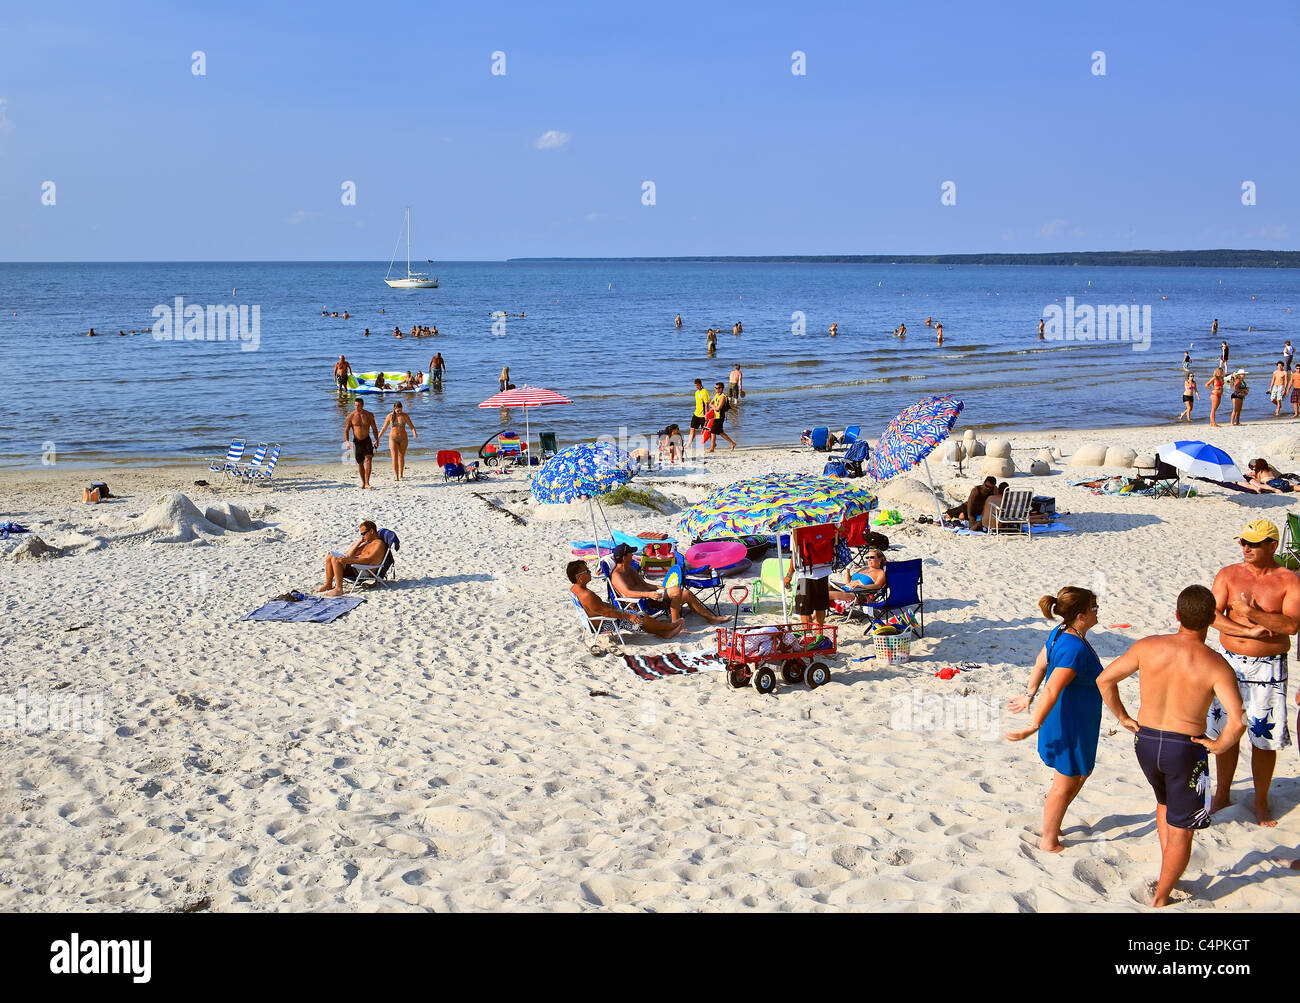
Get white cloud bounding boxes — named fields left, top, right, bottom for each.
left=0, top=98, right=11, bottom=133
left=1038, top=218, right=1066, bottom=237
left=285, top=210, right=320, bottom=225
left=534, top=130, right=571, bottom=150
left=1247, top=223, right=1289, bottom=241
left=584, top=212, right=599, bottom=222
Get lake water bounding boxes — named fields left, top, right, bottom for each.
left=3, top=260, right=1297, bottom=468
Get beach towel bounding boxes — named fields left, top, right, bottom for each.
left=242, top=593, right=364, bottom=623
left=621, top=649, right=727, bottom=680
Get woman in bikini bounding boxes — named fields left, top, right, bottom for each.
left=1178, top=372, right=1199, bottom=422
left=377, top=401, right=418, bottom=481
left=1229, top=371, right=1248, bottom=426
left=1205, top=367, right=1225, bottom=427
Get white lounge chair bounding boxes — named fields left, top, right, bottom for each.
left=988, top=487, right=1033, bottom=538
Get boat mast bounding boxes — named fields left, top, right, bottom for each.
left=406, top=208, right=412, bottom=278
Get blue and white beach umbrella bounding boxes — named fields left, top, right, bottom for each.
left=1156, top=440, right=1241, bottom=482
left=531, top=441, right=639, bottom=554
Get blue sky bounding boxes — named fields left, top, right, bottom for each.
left=1, top=0, right=1296, bottom=260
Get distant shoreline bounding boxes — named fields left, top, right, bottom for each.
left=508, top=250, right=1300, bottom=268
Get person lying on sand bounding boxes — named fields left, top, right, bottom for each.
left=1241, top=458, right=1295, bottom=494
left=567, top=560, right=683, bottom=639
left=318, top=520, right=387, bottom=596
left=609, top=544, right=729, bottom=624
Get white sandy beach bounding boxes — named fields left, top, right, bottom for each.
left=4, top=420, right=1300, bottom=913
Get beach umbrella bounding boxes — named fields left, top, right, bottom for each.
left=478, top=385, right=572, bottom=460
left=530, top=441, right=638, bottom=552
left=867, top=394, right=965, bottom=522
left=677, top=472, right=878, bottom=620
left=1157, top=440, right=1241, bottom=482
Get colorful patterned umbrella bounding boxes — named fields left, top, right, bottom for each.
left=530, top=442, right=637, bottom=504
left=867, top=394, right=965, bottom=522
left=867, top=395, right=965, bottom=481
left=678, top=473, right=877, bottom=539
left=478, top=385, right=572, bottom=459
left=677, top=473, right=877, bottom=619
left=531, top=441, right=638, bottom=557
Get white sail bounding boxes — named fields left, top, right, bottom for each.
left=385, top=208, right=438, bottom=288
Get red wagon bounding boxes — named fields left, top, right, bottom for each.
left=715, top=589, right=836, bottom=694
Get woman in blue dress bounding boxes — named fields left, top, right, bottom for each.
left=1006, top=587, right=1103, bottom=852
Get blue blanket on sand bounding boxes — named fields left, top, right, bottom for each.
left=242, top=593, right=364, bottom=623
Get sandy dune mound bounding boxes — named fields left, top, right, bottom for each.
left=874, top=476, right=951, bottom=513
left=7, top=535, right=65, bottom=560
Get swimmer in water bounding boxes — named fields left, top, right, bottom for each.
left=1038, top=318, right=1045, bottom=339
left=829, top=322, right=838, bottom=337
left=674, top=313, right=682, bottom=329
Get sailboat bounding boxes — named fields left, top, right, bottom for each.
left=384, top=208, right=438, bottom=289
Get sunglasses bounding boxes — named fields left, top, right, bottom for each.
left=1240, top=539, right=1270, bottom=549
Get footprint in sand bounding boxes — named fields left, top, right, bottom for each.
left=1129, top=880, right=1191, bottom=907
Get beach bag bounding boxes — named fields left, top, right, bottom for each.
left=823, top=460, right=849, bottom=478
left=831, top=538, right=853, bottom=571
left=866, top=531, right=890, bottom=550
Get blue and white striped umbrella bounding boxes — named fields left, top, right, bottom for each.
left=530, top=441, right=637, bottom=503
left=866, top=395, right=965, bottom=481
left=1157, top=440, right=1240, bottom=481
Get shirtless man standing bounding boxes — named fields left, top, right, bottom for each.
left=345, top=397, right=379, bottom=489
left=1205, top=520, right=1300, bottom=825
left=728, top=364, right=743, bottom=404
left=428, top=352, right=446, bottom=387
left=334, top=354, right=352, bottom=393
left=1097, top=585, right=1246, bottom=907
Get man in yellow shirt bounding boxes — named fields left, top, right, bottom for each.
left=686, top=378, right=710, bottom=448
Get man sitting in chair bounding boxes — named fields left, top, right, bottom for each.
left=318, top=520, right=388, bottom=596
left=608, top=543, right=729, bottom=625
left=568, top=560, right=683, bottom=639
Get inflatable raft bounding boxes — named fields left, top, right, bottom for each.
left=344, top=371, right=430, bottom=394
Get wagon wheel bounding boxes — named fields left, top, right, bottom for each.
left=806, top=661, right=831, bottom=690
left=781, top=660, right=805, bottom=684
left=727, top=663, right=751, bottom=689
left=753, top=666, right=778, bottom=695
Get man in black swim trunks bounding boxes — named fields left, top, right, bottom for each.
left=345, top=397, right=378, bottom=489
left=1097, top=586, right=1246, bottom=907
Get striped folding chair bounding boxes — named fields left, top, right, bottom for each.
left=245, top=445, right=281, bottom=487
left=207, top=440, right=246, bottom=483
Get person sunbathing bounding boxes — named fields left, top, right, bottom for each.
left=374, top=373, right=388, bottom=390
left=609, top=544, right=729, bottom=624
left=398, top=370, right=416, bottom=390
left=1242, top=458, right=1295, bottom=494
left=567, top=560, right=683, bottom=639
left=831, top=549, right=887, bottom=603
left=318, top=520, right=388, bottom=596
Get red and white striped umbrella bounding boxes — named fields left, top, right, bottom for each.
left=477, top=385, right=572, bottom=460
left=478, top=386, right=572, bottom=409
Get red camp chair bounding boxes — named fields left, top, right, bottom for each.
left=437, top=449, right=478, bottom=482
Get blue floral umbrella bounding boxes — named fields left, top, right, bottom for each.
left=531, top=441, right=639, bottom=555
left=866, top=394, right=965, bottom=521
left=677, top=473, right=877, bottom=619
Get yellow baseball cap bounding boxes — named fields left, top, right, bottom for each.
left=1238, top=519, right=1280, bottom=544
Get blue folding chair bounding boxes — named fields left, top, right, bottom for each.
left=862, top=558, right=924, bottom=636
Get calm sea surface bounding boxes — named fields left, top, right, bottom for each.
left=2, top=261, right=1298, bottom=469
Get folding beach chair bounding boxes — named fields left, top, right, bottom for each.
left=437, top=449, right=478, bottom=482
left=830, top=425, right=861, bottom=451
left=987, top=487, right=1033, bottom=538
left=572, top=593, right=625, bottom=652
left=244, top=445, right=281, bottom=487
left=750, top=557, right=794, bottom=613
left=801, top=427, right=831, bottom=451
left=346, top=528, right=399, bottom=590
left=207, top=440, right=246, bottom=483
left=861, top=558, right=925, bottom=636
left=1278, top=513, right=1300, bottom=570
left=235, top=441, right=268, bottom=478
